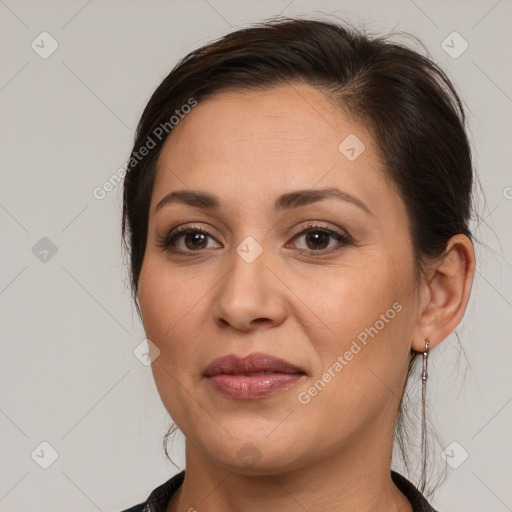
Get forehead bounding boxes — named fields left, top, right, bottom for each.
left=158, top=84, right=373, bottom=173
left=151, top=84, right=402, bottom=222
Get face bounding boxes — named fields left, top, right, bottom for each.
left=138, top=84, right=422, bottom=475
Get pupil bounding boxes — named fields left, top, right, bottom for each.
left=307, top=232, right=328, bottom=250
left=186, top=233, right=206, bottom=249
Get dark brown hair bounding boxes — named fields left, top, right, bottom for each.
left=122, top=16, right=475, bottom=495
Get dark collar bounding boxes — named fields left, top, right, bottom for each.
left=123, top=469, right=437, bottom=512
left=391, top=471, right=438, bottom=511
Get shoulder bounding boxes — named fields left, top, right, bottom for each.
left=119, top=470, right=185, bottom=512
left=391, top=471, right=439, bottom=512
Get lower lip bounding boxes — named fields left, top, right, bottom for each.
left=207, top=373, right=304, bottom=400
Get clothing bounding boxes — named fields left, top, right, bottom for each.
left=120, top=469, right=437, bottom=512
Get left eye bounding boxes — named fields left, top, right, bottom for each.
left=288, top=227, right=351, bottom=253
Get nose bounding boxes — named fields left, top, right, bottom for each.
left=211, top=240, right=288, bottom=331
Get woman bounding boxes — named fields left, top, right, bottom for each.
left=120, top=17, right=475, bottom=512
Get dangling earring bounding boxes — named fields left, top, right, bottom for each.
left=422, top=338, right=430, bottom=401
left=420, top=338, right=430, bottom=492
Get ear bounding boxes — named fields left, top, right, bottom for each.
left=411, top=234, right=476, bottom=352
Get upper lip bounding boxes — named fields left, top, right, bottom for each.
left=204, top=352, right=306, bottom=377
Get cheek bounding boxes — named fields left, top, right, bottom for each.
left=138, top=262, right=170, bottom=345
left=138, top=258, right=207, bottom=424
left=302, top=256, right=409, bottom=347
left=301, top=254, right=414, bottom=401
left=138, top=256, right=213, bottom=371
left=139, top=257, right=194, bottom=339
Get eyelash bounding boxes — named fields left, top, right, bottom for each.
left=156, top=223, right=352, bottom=257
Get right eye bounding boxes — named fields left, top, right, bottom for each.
left=156, top=225, right=222, bottom=254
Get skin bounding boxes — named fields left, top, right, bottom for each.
left=137, top=84, right=475, bottom=512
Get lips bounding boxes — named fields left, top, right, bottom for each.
left=203, top=352, right=305, bottom=377
left=204, top=352, right=306, bottom=400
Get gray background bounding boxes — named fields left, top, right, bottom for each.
left=0, top=1, right=511, bottom=511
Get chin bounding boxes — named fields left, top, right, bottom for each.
left=197, top=428, right=307, bottom=476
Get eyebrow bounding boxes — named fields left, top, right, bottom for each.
left=154, top=186, right=372, bottom=216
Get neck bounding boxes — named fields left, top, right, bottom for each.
left=167, top=430, right=412, bottom=512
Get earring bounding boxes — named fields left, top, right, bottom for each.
left=422, top=338, right=430, bottom=388
left=420, top=338, right=430, bottom=493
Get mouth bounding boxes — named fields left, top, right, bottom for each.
left=204, top=352, right=306, bottom=400
left=203, top=352, right=306, bottom=377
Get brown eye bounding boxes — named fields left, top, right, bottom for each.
left=182, top=232, right=208, bottom=250
left=288, top=224, right=352, bottom=254
left=156, top=226, right=221, bottom=253
left=303, top=231, right=330, bottom=250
